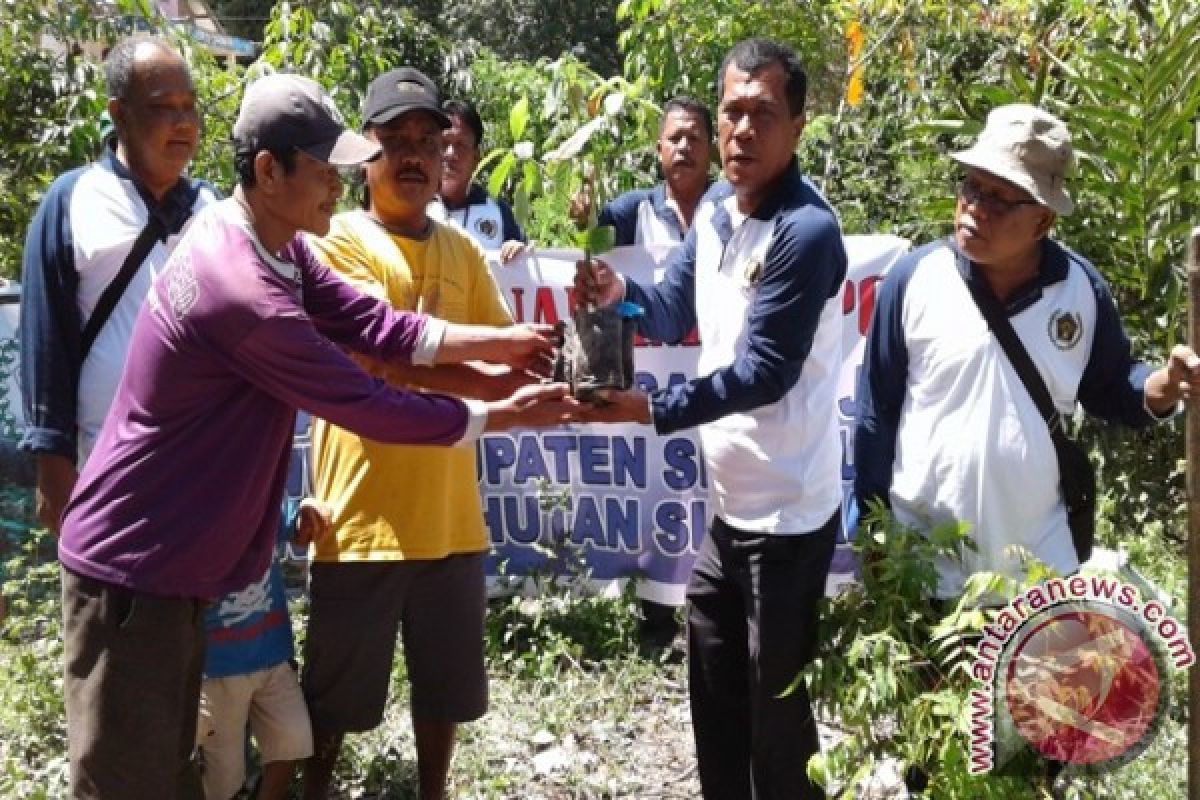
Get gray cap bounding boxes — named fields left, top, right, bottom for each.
left=233, top=74, right=381, bottom=166
left=951, top=103, right=1074, bottom=216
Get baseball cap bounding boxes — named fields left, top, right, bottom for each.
left=362, top=67, right=451, bottom=130
left=233, top=74, right=381, bottom=166
left=951, top=103, right=1074, bottom=216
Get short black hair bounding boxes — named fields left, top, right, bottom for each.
left=661, top=96, right=713, bottom=140
left=718, top=38, right=807, bottom=118
left=443, top=100, right=484, bottom=149
left=104, top=35, right=178, bottom=102
left=234, top=147, right=299, bottom=189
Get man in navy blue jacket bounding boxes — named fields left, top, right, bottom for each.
left=854, top=104, right=1200, bottom=598
left=578, top=38, right=845, bottom=800
left=598, top=96, right=713, bottom=248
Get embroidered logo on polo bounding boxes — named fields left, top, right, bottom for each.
left=164, top=252, right=198, bottom=319
left=1048, top=309, right=1083, bottom=350
left=476, top=218, right=498, bottom=239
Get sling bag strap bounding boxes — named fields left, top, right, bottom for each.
left=960, top=266, right=1097, bottom=563
left=79, top=214, right=165, bottom=363
left=960, top=270, right=1064, bottom=435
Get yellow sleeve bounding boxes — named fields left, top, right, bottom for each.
left=463, top=237, right=515, bottom=327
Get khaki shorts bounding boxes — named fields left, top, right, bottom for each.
left=302, top=554, right=488, bottom=737
left=196, top=662, right=313, bottom=800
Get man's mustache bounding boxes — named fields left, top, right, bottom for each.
left=396, top=166, right=427, bottom=180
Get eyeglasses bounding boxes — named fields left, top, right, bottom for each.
left=957, top=179, right=1041, bottom=217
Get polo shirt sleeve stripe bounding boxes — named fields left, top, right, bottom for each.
left=853, top=246, right=924, bottom=509
left=624, top=224, right=699, bottom=347
left=18, top=168, right=86, bottom=458
left=598, top=189, right=651, bottom=248
left=1070, top=249, right=1158, bottom=427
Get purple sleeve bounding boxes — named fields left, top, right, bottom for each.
left=230, top=312, right=468, bottom=446
left=289, top=236, right=430, bottom=364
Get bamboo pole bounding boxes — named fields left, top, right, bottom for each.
left=1189, top=226, right=1200, bottom=800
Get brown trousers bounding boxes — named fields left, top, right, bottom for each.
left=61, top=567, right=206, bottom=800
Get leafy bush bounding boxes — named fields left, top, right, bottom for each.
left=0, top=522, right=68, bottom=799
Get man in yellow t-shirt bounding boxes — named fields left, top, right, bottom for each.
left=300, top=67, right=528, bottom=800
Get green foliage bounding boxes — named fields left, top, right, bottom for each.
left=1047, top=0, right=1200, bottom=342
left=0, top=0, right=132, bottom=279
left=486, top=480, right=640, bottom=679
left=0, top=522, right=67, bottom=798
left=805, top=504, right=1050, bottom=798
left=472, top=54, right=663, bottom=246
left=414, top=0, right=624, bottom=76
left=618, top=0, right=842, bottom=109
left=257, top=0, right=449, bottom=130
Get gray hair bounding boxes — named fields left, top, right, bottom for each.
left=104, top=35, right=178, bottom=101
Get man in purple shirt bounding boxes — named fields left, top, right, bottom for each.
left=57, top=74, right=575, bottom=800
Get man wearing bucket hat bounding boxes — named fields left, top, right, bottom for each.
left=855, top=103, right=1200, bottom=599
left=299, top=67, right=539, bottom=800
left=55, top=73, right=574, bottom=800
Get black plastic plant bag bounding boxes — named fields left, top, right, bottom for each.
left=554, top=301, right=644, bottom=400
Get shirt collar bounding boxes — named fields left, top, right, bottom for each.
left=951, top=235, right=1070, bottom=314
left=222, top=199, right=302, bottom=287
left=747, top=157, right=806, bottom=221
left=443, top=183, right=490, bottom=211
left=100, top=149, right=198, bottom=231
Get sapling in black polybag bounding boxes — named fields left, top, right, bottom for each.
left=553, top=301, right=644, bottom=401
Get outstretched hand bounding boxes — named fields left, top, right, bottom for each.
left=577, top=389, right=653, bottom=425
left=488, top=323, right=561, bottom=377
left=485, top=382, right=584, bottom=430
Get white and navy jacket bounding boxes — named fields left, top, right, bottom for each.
left=854, top=237, right=1164, bottom=595
left=19, top=151, right=218, bottom=464
left=599, top=183, right=694, bottom=246
left=625, top=160, right=847, bottom=534
left=428, top=183, right=525, bottom=251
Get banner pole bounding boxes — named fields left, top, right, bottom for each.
left=1189, top=226, right=1200, bottom=800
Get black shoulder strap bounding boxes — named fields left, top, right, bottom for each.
left=79, top=214, right=165, bottom=363
left=960, top=270, right=1064, bottom=435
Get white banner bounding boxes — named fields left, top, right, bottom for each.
left=0, top=237, right=911, bottom=600
left=479, top=234, right=910, bottom=602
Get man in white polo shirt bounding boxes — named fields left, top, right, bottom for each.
left=428, top=99, right=527, bottom=264
left=577, top=38, right=846, bottom=800
left=854, top=104, right=1200, bottom=599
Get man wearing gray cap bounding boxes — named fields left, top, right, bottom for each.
left=55, top=73, right=574, bottom=800
left=855, top=103, right=1200, bottom=598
